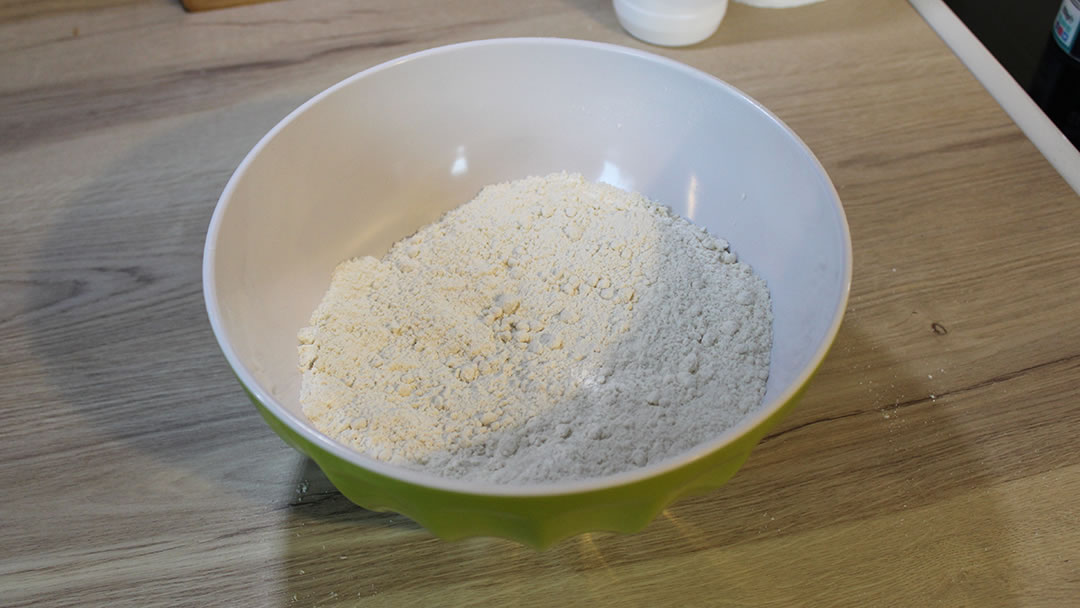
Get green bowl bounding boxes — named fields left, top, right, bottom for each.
left=203, top=39, right=851, bottom=549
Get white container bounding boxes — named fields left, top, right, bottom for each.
left=613, top=0, right=729, bottom=46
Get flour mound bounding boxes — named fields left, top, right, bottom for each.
left=299, top=173, right=772, bottom=484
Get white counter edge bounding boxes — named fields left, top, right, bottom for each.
left=909, top=0, right=1080, bottom=196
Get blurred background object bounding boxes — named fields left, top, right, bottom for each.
left=612, top=0, right=730, bottom=46
left=944, top=0, right=1080, bottom=150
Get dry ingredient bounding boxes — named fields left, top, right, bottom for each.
left=298, top=173, right=772, bottom=484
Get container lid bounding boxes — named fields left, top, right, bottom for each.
left=613, top=0, right=729, bottom=47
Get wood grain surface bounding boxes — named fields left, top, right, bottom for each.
left=181, top=0, right=277, bottom=13
left=2, top=0, right=1078, bottom=606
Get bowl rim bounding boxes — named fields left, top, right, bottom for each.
left=202, top=36, right=853, bottom=498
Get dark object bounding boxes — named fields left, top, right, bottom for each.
left=1031, top=32, right=1080, bottom=143
left=1052, top=0, right=1080, bottom=59
left=944, top=0, right=1080, bottom=150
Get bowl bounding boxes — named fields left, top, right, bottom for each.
left=203, top=38, right=851, bottom=549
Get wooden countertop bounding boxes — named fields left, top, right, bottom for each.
left=3, top=0, right=1078, bottom=605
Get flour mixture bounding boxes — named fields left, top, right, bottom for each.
left=298, top=173, right=772, bottom=484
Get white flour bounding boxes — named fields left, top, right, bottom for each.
left=299, top=173, right=772, bottom=484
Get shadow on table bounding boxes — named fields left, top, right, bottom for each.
left=276, top=320, right=1022, bottom=607
left=22, top=92, right=314, bottom=501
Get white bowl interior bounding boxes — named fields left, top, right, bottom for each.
left=206, top=39, right=849, bottom=471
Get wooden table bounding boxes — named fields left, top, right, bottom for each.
left=3, top=0, right=1078, bottom=605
